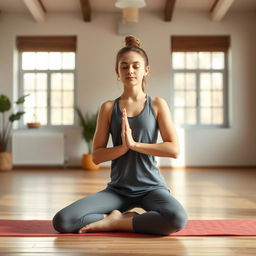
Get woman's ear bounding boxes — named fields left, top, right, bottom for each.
left=145, top=65, right=150, bottom=76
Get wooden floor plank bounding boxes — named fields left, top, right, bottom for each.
left=0, top=167, right=256, bottom=255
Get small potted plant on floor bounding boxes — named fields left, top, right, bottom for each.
left=75, top=107, right=99, bottom=170
left=0, top=94, right=29, bottom=171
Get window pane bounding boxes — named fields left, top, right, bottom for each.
left=200, top=73, right=211, bottom=90
left=200, top=91, right=211, bottom=107
left=22, top=52, right=36, bottom=70
left=24, top=92, right=36, bottom=108
left=51, top=91, right=62, bottom=107
left=186, top=73, right=196, bottom=90
left=213, top=108, right=223, bottom=124
left=199, top=52, right=211, bottom=69
left=172, top=49, right=226, bottom=127
left=24, top=73, right=35, bottom=90
left=36, top=52, right=48, bottom=70
left=186, top=91, right=196, bottom=107
left=212, top=52, right=224, bottom=69
left=63, top=91, right=73, bottom=107
left=212, top=73, right=223, bottom=90
left=49, top=52, right=61, bottom=70
left=36, top=73, right=47, bottom=90
left=36, top=91, right=47, bottom=107
left=21, top=51, right=75, bottom=127
left=63, top=73, right=74, bottom=90
left=174, top=73, right=185, bottom=90
left=174, top=108, right=184, bottom=125
left=63, top=108, right=74, bottom=125
left=172, top=52, right=185, bottom=69
left=62, top=52, right=75, bottom=70
left=51, top=73, right=62, bottom=90
left=23, top=108, right=35, bottom=124
left=175, top=91, right=185, bottom=107
left=186, top=108, right=196, bottom=124
left=35, top=108, right=47, bottom=125
left=185, top=52, right=197, bottom=69
left=213, top=91, right=223, bottom=107
left=201, top=108, right=212, bottom=124
left=51, top=108, right=62, bottom=125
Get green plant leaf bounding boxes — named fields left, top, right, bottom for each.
left=9, top=111, right=25, bottom=122
left=0, top=94, right=11, bottom=112
left=74, top=107, right=87, bottom=131
left=16, top=94, right=30, bottom=104
left=75, top=107, right=98, bottom=153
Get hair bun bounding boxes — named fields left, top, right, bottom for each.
left=125, top=35, right=140, bottom=47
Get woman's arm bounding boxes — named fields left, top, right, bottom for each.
left=92, top=101, right=128, bottom=165
left=93, top=146, right=128, bottom=165
left=131, top=142, right=178, bottom=158
left=124, top=97, right=179, bottom=158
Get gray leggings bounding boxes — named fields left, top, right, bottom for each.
left=52, top=187, right=188, bottom=235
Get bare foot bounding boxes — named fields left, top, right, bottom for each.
left=122, top=211, right=140, bottom=218
left=78, top=210, right=124, bottom=233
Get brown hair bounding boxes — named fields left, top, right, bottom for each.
left=115, top=35, right=149, bottom=92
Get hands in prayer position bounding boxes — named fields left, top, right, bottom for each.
left=121, top=108, right=136, bottom=152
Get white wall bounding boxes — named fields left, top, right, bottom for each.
left=0, top=10, right=255, bottom=167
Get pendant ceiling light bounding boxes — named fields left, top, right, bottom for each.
left=115, top=0, right=146, bottom=23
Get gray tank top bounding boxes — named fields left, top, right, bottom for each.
left=107, top=95, right=170, bottom=197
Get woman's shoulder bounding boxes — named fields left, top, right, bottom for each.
left=150, top=96, right=169, bottom=118
left=101, top=99, right=115, bottom=109
left=150, top=96, right=167, bottom=105
left=151, top=97, right=170, bottom=119
left=99, top=99, right=117, bottom=123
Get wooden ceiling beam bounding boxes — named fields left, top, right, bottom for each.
left=23, top=0, right=46, bottom=22
left=38, top=0, right=47, bottom=13
left=210, top=0, right=234, bottom=21
left=80, top=0, right=91, bottom=22
left=164, top=0, right=176, bottom=22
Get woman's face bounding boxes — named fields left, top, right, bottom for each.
left=116, top=51, right=149, bottom=87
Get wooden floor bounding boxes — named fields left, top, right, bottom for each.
left=0, top=167, right=256, bottom=255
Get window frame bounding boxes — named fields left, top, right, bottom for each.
left=18, top=51, right=77, bottom=129
left=171, top=51, right=230, bottom=129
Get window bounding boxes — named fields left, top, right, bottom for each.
left=171, top=36, right=230, bottom=127
left=17, top=36, right=76, bottom=127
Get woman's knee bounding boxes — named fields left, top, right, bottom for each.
left=160, top=210, right=188, bottom=235
left=52, top=211, right=74, bottom=233
left=167, top=212, right=188, bottom=233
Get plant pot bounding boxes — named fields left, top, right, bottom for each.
left=0, top=152, right=13, bottom=171
left=27, top=122, right=41, bottom=129
left=81, top=153, right=99, bottom=170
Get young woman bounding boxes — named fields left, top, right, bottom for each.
left=52, top=35, right=188, bottom=236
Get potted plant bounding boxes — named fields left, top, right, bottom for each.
left=75, top=107, right=99, bottom=170
left=0, top=94, right=29, bottom=171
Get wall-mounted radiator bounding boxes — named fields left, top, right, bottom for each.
left=12, top=132, right=65, bottom=166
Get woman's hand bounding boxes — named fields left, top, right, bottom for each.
left=121, top=108, right=129, bottom=152
left=122, top=108, right=136, bottom=149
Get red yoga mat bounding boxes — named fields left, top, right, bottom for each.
left=0, top=219, right=255, bottom=237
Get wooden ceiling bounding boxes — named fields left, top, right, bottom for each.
left=0, top=0, right=255, bottom=23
